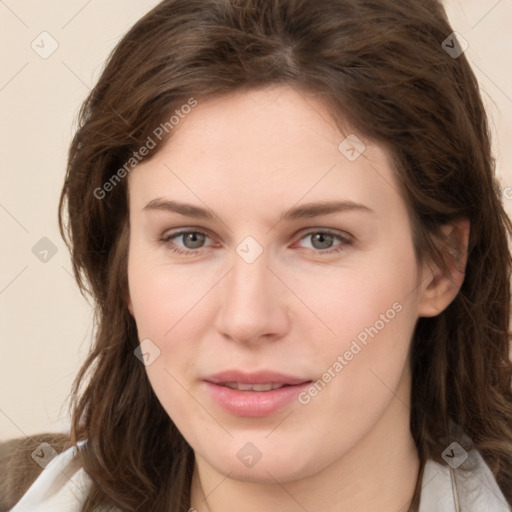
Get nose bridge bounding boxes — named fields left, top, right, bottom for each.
left=215, top=243, right=286, bottom=343
left=227, top=247, right=272, bottom=314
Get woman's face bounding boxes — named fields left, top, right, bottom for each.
left=126, top=85, right=433, bottom=483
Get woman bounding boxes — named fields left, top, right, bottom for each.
left=4, top=0, right=512, bottom=510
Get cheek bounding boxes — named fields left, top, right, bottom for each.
left=127, top=245, right=217, bottom=341
left=127, top=247, right=219, bottom=404
left=127, top=252, right=210, bottom=433
left=289, top=234, right=419, bottom=356
left=293, top=238, right=420, bottom=416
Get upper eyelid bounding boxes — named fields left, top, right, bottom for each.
left=162, top=228, right=216, bottom=242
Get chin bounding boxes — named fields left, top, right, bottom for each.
left=201, top=441, right=321, bottom=484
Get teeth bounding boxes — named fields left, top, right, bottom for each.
left=222, top=382, right=286, bottom=391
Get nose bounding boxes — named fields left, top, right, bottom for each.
left=214, top=247, right=290, bottom=345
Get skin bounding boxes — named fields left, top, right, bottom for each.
left=126, top=85, right=468, bottom=512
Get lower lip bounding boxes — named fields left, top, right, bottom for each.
left=203, top=381, right=312, bottom=417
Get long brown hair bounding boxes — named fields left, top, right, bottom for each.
left=58, top=0, right=512, bottom=510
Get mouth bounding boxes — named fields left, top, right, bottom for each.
left=217, top=382, right=296, bottom=391
left=203, top=370, right=313, bottom=417
left=204, top=369, right=311, bottom=386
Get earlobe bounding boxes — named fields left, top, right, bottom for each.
left=126, top=294, right=135, bottom=317
left=417, top=218, right=470, bottom=318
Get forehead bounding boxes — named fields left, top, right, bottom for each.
left=128, top=86, right=406, bottom=224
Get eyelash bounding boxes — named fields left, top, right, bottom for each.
left=158, top=229, right=353, bottom=256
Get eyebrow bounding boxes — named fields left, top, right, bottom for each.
left=143, top=198, right=375, bottom=221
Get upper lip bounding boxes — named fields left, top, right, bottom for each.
left=204, top=370, right=311, bottom=386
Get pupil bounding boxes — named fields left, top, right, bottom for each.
left=312, top=233, right=333, bottom=250
left=185, top=232, right=205, bottom=249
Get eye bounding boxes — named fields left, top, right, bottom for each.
left=296, top=230, right=352, bottom=253
left=159, top=229, right=214, bottom=255
left=159, top=228, right=353, bottom=256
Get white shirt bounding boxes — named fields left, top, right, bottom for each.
left=10, top=441, right=511, bottom=512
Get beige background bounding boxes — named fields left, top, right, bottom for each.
left=1, top=0, right=512, bottom=441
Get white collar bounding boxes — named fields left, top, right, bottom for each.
left=420, top=448, right=510, bottom=511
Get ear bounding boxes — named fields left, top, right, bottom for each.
left=417, top=218, right=470, bottom=318
left=126, top=291, right=135, bottom=317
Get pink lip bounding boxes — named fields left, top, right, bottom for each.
left=205, top=370, right=310, bottom=385
left=203, top=370, right=312, bottom=417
